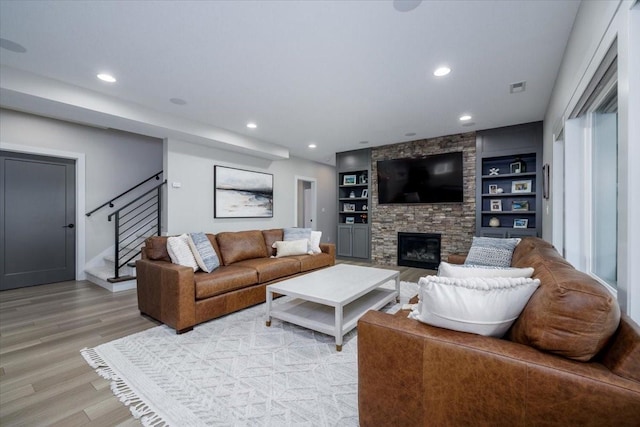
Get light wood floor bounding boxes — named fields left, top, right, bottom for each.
left=0, top=261, right=433, bottom=426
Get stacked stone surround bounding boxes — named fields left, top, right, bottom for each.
left=370, top=132, right=476, bottom=267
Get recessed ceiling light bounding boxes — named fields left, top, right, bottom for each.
left=246, top=122, right=257, bottom=129
left=308, top=143, right=317, bottom=149
left=359, top=141, right=369, bottom=145
left=459, top=115, right=472, bottom=121
left=510, top=81, right=526, bottom=93
left=170, top=97, right=187, bottom=105
left=433, top=66, right=451, bottom=77
left=97, top=73, right=116, bottom=83
left=405, top=132, right=416, bottom=137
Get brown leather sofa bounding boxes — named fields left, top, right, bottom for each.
left=136, top=229, right=335, bottom=333
left=358, top=237, right=640, bottom=426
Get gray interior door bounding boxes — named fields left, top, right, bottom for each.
left=1, top=151, right=76, bottom=290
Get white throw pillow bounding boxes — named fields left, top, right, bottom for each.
left=167, top=234, right=199, bottom=271
left=408, top=275, right=540, bottom=337
left=438, top=261, right=533, bottom=279
left=309, top=231, right=322, bottom=254
left=272, top=239, right=311, bottom=257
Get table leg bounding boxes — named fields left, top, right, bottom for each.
left=265, top=288, right=272, bottom=327
left=335, top=304, right=343, bottom=351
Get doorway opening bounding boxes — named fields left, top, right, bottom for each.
left=294, top=176, right=317, bottom=229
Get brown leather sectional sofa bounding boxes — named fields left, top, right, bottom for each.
left=136, top=229, right=335, bottom=333
left=358, top=237, right=640, bottom=426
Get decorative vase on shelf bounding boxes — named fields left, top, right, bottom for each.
left=489, top=217, right=501, bottom=227
left=349, top=191, right=355, bottom=198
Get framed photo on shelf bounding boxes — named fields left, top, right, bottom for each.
left=513, top=218, right=528, bottom=228
left=490, top=199, right=502, bottom=212
left=510, top=161, right=524, bottom=174
left=361, top=189, right=368, bottom=198
left=345, top=217, right=355, bottom=224
left=511, top=200, right=529, bottom=211
left=512, top=180, right=532, bottom=193
left=488, top=184, right=500, bottom=194
left=343, top=175, right=356, bottom=185
left=343, top=203, right=356, bottom=212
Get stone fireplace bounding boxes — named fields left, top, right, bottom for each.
left=370, top=131, right=476, bottom=267
left=397, top=232, right=441, bottom=270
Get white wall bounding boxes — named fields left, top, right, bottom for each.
left=543, top=0, right=639, bottom=320
left=164, top=138, right=337, bottom=242
left=0, top=108, right=163, bottom=263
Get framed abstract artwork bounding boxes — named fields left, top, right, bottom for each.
left=214, top=165, right=273, bottom=218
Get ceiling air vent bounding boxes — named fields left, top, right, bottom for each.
left=510, top=81, right=526, bottom=93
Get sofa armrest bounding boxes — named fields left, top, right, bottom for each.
left=136, top=259, right=196, bottom=333
left=358, top=310, right=640, bottom=427
left=447, top=252, right=467, bottom=264
left=319, top=243, right=336, bottom=265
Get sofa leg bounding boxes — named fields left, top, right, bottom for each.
left=176, top=326, right=193, bottom=334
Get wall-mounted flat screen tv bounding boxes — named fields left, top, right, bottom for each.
left=377, top=152, right=463, bottom=204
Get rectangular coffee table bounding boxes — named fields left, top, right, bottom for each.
left=265, top=264, right=400, bottom=351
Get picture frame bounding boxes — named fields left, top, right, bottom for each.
left=510, top=161, right=523, bottom=174
left=511, top=200, right=529, bottom=211
left=513, top=218, right=528, bottom=228
left=343, top=175, right=356, bottom=185
left=345, top=217, right=355, bottom=224
left=361, top=189, right=368, bottom=198
left=214, top=165, right=273, bottom=218
left=343, top=203, right=355, bottom=212
left=511, top=179, right=532, bottom=193
left=359, top=173, right=368, bottom=184
left=490, top=199, right=502, bottom=212
left=488, top=184, right=499, bottom=194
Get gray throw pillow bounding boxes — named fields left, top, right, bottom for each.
left=187, top=232, right=220, bottom=273
left=283, top=227, right=312, bottom=241
left=464, top=236, right=521, bottom=267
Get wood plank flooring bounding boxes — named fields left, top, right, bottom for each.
left=0, top=261, right=434, bottom=426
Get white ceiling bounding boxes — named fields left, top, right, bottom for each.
left=0, top=0, right=580, bottom=165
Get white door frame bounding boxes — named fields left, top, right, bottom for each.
left=0, top=142, right=86, bottom=280
left=294, top=175, right=317, bottom=230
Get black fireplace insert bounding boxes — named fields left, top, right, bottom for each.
left=397, top=232, right=441, bottom=270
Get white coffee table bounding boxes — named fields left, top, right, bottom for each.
left=265, top=264, right=400, bottom=351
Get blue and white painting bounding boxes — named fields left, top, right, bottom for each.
left=214, top=166, right=273, bottom=218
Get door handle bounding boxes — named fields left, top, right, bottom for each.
left=63, top=224, right=75, bottom=229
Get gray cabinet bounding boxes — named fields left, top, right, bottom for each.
left=337, top=224, right=369, bottom=258
left=336, top=149, right=371, bottom=260
left=476, top=122, right=543, bottom=238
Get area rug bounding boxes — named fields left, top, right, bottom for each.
left=81, top=281, right=418, bottom=427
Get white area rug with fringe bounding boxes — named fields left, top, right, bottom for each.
left=81, top=281, right=418, bottom=427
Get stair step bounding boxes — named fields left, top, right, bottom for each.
left=107, top=275, right=136, bottom=283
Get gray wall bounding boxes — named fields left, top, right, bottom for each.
left=164, top=138, right=337, bottom=243
left=0, top=108, right=163, bottom=263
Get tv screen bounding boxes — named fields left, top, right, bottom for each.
left=377, top=152, right=463, bottom=204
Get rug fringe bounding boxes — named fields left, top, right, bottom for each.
left=80, top=347, right=168, bottom=427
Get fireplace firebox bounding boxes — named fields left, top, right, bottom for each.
left=397, top=232, right=441, bottom=270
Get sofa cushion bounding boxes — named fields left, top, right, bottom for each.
left=511, top=236, right=554, bottom=266
left=262, top=229, right=283, bottom=257
left=290, top=253, right=333, bottom=272
left=409, top=275, right=540, bottom=337
left=144, top=236, right=171, bottom=261
left=167, top=234, right=199, bottom=271
left=216, top=230, right=268, bottom=265
left=438, top=261, right=534, bottom=278
left=464, top=236, right=521, bottom=267
left=194, top=265, right=259, bottom=300
left=232, top=257, right=300, bottom=283
left=187, top=232, right=220, bottom=273
left=509, top=263, right=621, bottom=361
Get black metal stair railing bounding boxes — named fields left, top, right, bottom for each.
left=107, top=180, right=166, bottom=282
left=85, top=171, right=163, bottom=217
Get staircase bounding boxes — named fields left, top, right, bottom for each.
left=84, top=172, right=166, bottom=292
